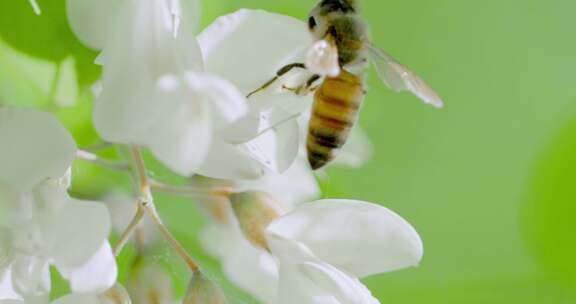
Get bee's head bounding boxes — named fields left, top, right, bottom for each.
left=308, top=0, right=357, bottom=39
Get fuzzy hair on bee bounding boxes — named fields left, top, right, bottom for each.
left=317, top=0, right=357, bottom=15
left=308, top=0, right=369, bottom=67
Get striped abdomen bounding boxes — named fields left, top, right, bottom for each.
left=307, top=69, right=365, bottom=170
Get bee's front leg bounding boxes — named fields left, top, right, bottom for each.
left=282, top=74, right=321, bottom=96
left=246, top=63, right=307, bottom=98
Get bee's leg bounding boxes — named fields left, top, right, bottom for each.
left=305, top=74, right=322, bottom=91
left=282, top=74, right=321, bottom=96
left=247, top=63, right=306, bottom=98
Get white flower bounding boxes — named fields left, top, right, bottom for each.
left=203, top=196, right=422, bottom=303
left=198, top=157, right=319, bottom=303
left=0, top=108, right=116, bottom=301
left=67, top=0, right=282, bottom=179
left=265, top=200, right=423, bottom=304
left=69, top=0, right=205, bottom=173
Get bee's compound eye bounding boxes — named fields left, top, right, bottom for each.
left=308, top=16, right=317, bottom=30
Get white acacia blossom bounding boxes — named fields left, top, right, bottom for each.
left=198, top=157, right=319, bottom=303
left=67, top=0, right=280, bottom=180
left=198, top=9, right=374, bottom=171
left=203, top=197, right=422, bottom=303
left=0, top=108, right=116, bottom=302
left=200, top=169, right=421, bottom=304
left=266, top=200, right=423, bottom=304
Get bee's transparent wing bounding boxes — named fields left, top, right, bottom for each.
left=306, top=35, right=341, bottom=77
left=366, top=42, right=444, bottom=108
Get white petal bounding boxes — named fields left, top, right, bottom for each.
left=267, top=200, right=423, bottom=277
left=32, top=181, right=71, bottom=212
left=169, top=72, right=274, bottom=179
left=0, top=267, right=23, bottom=301
left=11, top=256, right=50, bottom=298
left=170, top=0, right=202, bottom=36
left=0, top=108, right=76, bottom=192
left=188, top=74, right=270, bottom=179
left=268, top=237, right=379, bottom=304
left=271, top=241, right=337, bottom=304
left=220, top=91, right=313, bottom=175
left=276, top=261, right=364, bottom=304
left=52, top=294, right=100, bottom=304
left=57, top=242, right=117, bottom=294
left=236, top=157, right=319, bottom=208
left=296, top=261, right=379, bottom=304
left=201, top=222, right=278, bottom=303
left=193, top=139, right=267, bottom=180
left=221, top=237, right=278, bottom=304
left=0, top=185, right=35, bottom=227
left=183, top=72, right=247, bottom=124
left=105, top=0, right=203, bottom=75
left=221, top=92, right=312, bottom=144
left=144, top=75, right=212, bottom=176
left=93, top=0, right=203, bottom=144
left=66, top=0, right=122, bottom=49
left=48, top=200, right=111, bottom=268
left=199, top=224, right=227, bottom=258
left=233, top=116, right=302, bottom=174
left=92, top=75, right=152, bottom=144
left=273, top=118, right=300, bottom=172
left=198, top=9, right=311, bottom=94
left=332, top=126, right=374, bottom=169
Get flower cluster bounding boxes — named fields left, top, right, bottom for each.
left=1, top=0, right=426, bottom=303
left=0, top=108, right=116, bottom=303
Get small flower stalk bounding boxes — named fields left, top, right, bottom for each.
left=183, top=273, right=227, bottom=304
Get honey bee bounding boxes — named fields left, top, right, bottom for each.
left=248, top=0, right=444, bottom=170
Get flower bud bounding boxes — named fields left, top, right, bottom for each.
left=183, top=273, right=227, bottom=304
left=127, top=256, right=175, bottom=304
left=99, top=283, right=131, bottom=304
left=230, top=191, right=285, bottom=251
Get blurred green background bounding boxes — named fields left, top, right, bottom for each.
left=2, top=0, right=576, bottom=303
